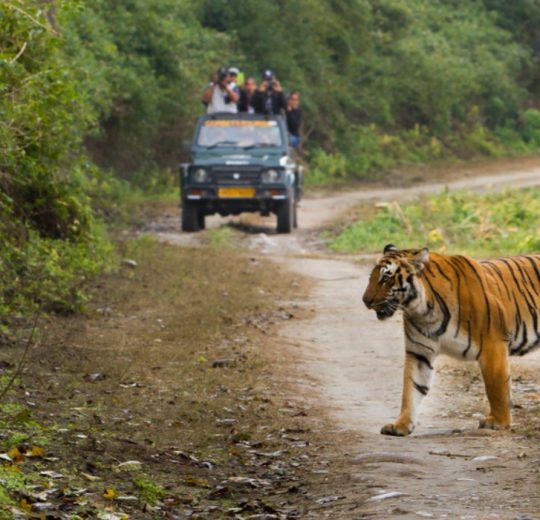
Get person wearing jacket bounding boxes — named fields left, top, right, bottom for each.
left=286, top=91, right=302, bottom=149
left=238, top=77, right=258, bottom=113
left=252, top=70, right=287, bottom=115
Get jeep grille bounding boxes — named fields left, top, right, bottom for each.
left=212, top=167, right=262, bottom=185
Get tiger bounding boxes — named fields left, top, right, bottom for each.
left=362, top=244, right=540, bottom=436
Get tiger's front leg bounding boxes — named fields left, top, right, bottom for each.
left=381, top=344, right=436, bottom=436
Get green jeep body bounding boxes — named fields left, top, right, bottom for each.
left=180, top=112, right=303, bottom=233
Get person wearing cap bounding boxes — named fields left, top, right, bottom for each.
left=228, top=67, right=240, bottom=90
left=202, top=67, right=240, bottom=114
left=252, top=70, right=287, bottom=115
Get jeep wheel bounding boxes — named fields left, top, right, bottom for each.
left=181, top=203, right=200, bottom=232
left=276, top=198, right=293, bottom=234
left=198, top=211, right=206, bottom=230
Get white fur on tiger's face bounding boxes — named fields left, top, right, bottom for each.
left=362, top=244, right=428, bottom=321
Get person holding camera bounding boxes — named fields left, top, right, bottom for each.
left=252, top=70, right=287, bottom=115
left=202, top=67, right=240, bottom=114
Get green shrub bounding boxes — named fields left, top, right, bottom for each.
left=307, top=149, right=348, bottom=186
left=521, top=109, right=540, bottom=146
left=133, top=477, right=166, bottom=506
left=0, top=222, right=112, bottom=317
left=331, top=188, right=540, bottom=257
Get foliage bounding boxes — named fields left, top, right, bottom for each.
left=63, top=0, right=233, bottom=176
left=0, top=466, right=27, bottom=515
left=521, top=109, right=540, bottom=146
left=133, top=477, right=166, bottom=506
left=481, top=1, right=540, bottom=96
left=0, top=2, right=112, bottom=323
left=331, top=188, right=540, bottom=257
left=196, top=0, right=540, bottom=183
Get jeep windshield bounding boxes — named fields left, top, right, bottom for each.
left=196, top=119, right=283, bottom=148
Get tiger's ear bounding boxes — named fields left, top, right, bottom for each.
left=411, top=247, right=429, bottom=272
left=383, top=244, right=398, bottom=254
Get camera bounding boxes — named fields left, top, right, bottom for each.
left=217, top=67, right=228, bottom=84
left=263, top=69, right=275, bottom=92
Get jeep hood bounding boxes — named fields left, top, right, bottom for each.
left=190, top=151, right=285, bottom=167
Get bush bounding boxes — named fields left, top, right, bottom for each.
left=331, top=188, right=540, bottom=257
left=521, top=109, right=540, bottom=145
left=0, top=2, right=113, bottom=324
left=307, top=149, right=348, bottom=186
left=0, top=220, right=112, bottom=318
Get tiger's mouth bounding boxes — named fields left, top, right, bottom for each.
left=374, top=303, right=397, bottom=320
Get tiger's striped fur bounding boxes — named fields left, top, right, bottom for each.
left=362, top=244, right=540, bottom=436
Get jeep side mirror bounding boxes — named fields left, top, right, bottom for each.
left=182, top=140, right=192, bottom=153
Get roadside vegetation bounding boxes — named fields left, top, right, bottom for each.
left=331, top=188, right=540, bottom=257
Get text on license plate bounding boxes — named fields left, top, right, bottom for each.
left=218, top=187, right=256, bottom=198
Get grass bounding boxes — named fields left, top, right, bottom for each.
left=133, top=476, right=166, bottom=506
left=206, top=226, right=235, bottom=248
left=331, top=187, right=540, bottom=258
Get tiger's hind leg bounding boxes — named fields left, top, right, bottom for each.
left=477, top=340, right=511, bottom=430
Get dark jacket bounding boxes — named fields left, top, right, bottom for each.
left=252, top=90, right=287, bottom=115
left=238, top=89, right=256, bottom=113
left=286, top=108, right=302, bottom=136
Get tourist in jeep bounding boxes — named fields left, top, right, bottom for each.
left=202, top=67, right=240, bottom=114
left=286, top=91, right=302, bottom=149
left=252, top=70, right=287, bottom=115
left=238, top=77, right=258, bottom=113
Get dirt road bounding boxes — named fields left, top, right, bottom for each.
left=158, top=163, right=540, bottom=519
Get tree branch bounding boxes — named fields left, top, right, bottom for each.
left=9, top=41, right=27, bottom=63
left=5, top=3, right=55, bottom=33
left=0, top=312, right=40, bottom=404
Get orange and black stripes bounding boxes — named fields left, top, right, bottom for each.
left=363, top=245, right=540, bottom=435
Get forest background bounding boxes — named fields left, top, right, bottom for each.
left=1, top=0, right=540, bottom=321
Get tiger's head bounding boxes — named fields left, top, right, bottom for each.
left=362, top=244, right=429, bottom=320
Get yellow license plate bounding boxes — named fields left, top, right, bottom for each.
left=218, top=187, right=256, bottom=198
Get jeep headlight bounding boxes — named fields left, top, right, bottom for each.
left=262, top=169, right=280, bottom=183
left=193, top=168, right=209, bottom=183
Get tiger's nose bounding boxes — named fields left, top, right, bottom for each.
left=363, top=293, right=373, bottom=309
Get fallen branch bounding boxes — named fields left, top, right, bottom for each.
left=0, top=312, right=40, bottom=403
left=429, top=450, right=471, bottom=459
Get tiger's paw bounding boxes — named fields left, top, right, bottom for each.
left=478, top=415, right=511, bottom=430
left=380, top=422, right=413, bottom=436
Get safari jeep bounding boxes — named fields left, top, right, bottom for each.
left=179, top=112, right=303, bottom=233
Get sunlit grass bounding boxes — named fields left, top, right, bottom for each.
left=331, top=188, right=540, bottom=258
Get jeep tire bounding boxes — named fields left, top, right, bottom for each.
left=276, top=197, right=293, bottom=234
left=198, top=211, right=206, bottom=230
left=181, top=202, right=200, bottom=232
